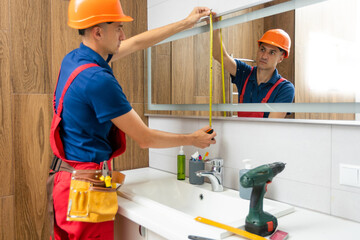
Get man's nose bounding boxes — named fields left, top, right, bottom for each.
left=120, top=29, right=126, bottom=41
left=261, top=51, right=269, bottom=59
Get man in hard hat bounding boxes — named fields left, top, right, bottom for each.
left=47, top=0, right=214, bottom=239
left=213, top=27, right=295, bottom=118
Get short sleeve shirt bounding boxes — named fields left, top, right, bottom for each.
left=231, top=59, right=295, bottom=118
left=55, top=43, right=132, bottom=163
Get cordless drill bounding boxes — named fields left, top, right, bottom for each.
left=240, top=162, right=286, bottom=237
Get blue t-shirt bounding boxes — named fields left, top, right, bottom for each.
left=55, top=43, right=132, bottom=163
left=231, top=59, right=295, bottom=118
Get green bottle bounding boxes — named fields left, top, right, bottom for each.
left=177, top=146, right=185, bottom=180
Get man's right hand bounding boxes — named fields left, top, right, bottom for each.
left=190, top=126, right=217, bottom=149
left=184, top=7, right=212, bottom=28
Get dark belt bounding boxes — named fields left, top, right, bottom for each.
left=49, top=155, right=75, bottom=173
left=47, top=156, right=75, bottom=239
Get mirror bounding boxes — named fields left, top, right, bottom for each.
left=145, top=0, right=360, bottom=121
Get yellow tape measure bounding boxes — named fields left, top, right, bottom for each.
left=209, top=13, right=226, bottom=127
left=209, top=12, right=213, bottom=127
left=219, top=17, right=226, bottom=117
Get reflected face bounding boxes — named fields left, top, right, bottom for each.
left=256, top=43, right=284, bottom=70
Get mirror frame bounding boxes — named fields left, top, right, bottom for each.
left=146, top=0, right=360, bottom=114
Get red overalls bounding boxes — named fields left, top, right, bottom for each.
left=237, top=67, right=285, bottom=118
left=47, top=63, right=126, bottom=240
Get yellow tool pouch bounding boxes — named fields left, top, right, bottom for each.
left=67, top=170, right=125, bottom=223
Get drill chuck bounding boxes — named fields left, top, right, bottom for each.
left=269, top=162, right=286, bottom=177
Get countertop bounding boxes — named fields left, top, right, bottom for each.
left=117, top=167, right=360, bottom=240
left=225, top=207, right=359, bottom=239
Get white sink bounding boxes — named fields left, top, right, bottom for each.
left=118, top=168, right=294, bottom=239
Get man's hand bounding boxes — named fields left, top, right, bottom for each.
left=184, top=7, right=212, bottom=28
left=190, top=126, right=217, bottom=149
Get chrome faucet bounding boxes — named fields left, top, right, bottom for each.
left=196, top=158, right=224, bottom=192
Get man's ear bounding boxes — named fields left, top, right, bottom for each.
left=278, top=53, right=284, bottom=63
left=91, top=26, right=103, bottom=40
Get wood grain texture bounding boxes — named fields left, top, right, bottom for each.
left=264, top=7, right=295, bottom=85
left=113, top=0, right=147, bottom=104
left=13, top=94, right=53, bottom=239
left=3, top=0, right=148, bottom=239
left=172, top=37, right=195, bottom=105
left=0, top=0, right=9, bottom=30
left=150, top=6, right=266, bottom=117
left=11, top=0, right=51, bottom=94
left=113, top=103, right=149, bottom=171
left=0, top=196, right=15, bottom=240
left=151, top=44, right=171, bottom=104
left=0, top=30, right=13, bottom=197
left=51, top=0, right=81, bottom=93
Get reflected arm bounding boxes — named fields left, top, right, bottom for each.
left=212, top=29, right=237, bottom=76
left=268, top=112, right=287, bottom=118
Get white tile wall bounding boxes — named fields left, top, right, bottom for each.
left=331, top=189, right=360, bottom=222
left=148, top=116, right=360, bottom=222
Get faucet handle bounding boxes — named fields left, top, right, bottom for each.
left=205, top=158, right=223, bottom=167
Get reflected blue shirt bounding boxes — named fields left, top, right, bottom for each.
left=55, top=43, right=132, bottom=163
left=231, top=59, right=295, bottom=118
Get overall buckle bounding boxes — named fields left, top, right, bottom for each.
left=50, top=156, right=62, bottom=172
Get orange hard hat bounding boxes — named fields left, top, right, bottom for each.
left=68, top=0, right=133, bottom=29
left=258, top=29, right=291, bottom=58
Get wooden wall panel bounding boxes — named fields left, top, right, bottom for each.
left=172, top=37, right=195, bottom=104
left=11, top=0, right=51, bottom=94
left=264, top=10, right=295, bottom=85
left=0, top=196, right=15, bottom=239
left=112, top=0, right=149, bottom=171
left=114, top=103, right=149, bottom=171
left=151, top=44, right=171, bottom=104
left=0, top=0, right=9, bottom=30
left=0, top=30, right=13, bottom=197
left=113, top=0, right=147, bottom=104
left=147, top=43, right=172, bottom=115
left=1, top=0, right=148, bottom=238
left=194, top=32, right=210, bottom=100
left=151, top=6, right=265, bottom=118
left=171, top=37, right=196, bottom=116
left=13, top=94, right=53, bottom=239
left=51, top=0, right=81, bottom=92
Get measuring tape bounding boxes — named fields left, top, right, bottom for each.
left=209, top=13, right=226, bottom=127
left=219, top=17, right=226, bottom=117
left=209, top=12, right=213, bottom=127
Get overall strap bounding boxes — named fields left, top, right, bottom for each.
left=239, top=67, right=254, bottom=103
left=261, top=78, right=285, bottom=103
left=53, top=63, right=99, bottom=115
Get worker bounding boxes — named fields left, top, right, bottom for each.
left=212, top=21, right=295, bottom=118
left=47, top=0, right=215, bottom=239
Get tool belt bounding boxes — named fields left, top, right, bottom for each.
left=47, top=156, right=125, bottom=226
left=67, top=169, right=119, bottom=223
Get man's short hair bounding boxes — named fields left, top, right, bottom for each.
left=78, top=22, right=114, bottom=36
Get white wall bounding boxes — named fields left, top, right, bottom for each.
left=147, top=0, right=273, bottom=29
left=148, top=116, right=360, bottom=223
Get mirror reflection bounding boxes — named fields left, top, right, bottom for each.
left=147, top=0, right=359, bottom=121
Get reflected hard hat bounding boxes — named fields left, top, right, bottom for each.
left=68, top=0, right=133, bottom=29
left=258, top=29, right=291, bottom=58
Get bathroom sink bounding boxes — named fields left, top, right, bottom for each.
left=118, top=168, right=294, bottom=239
